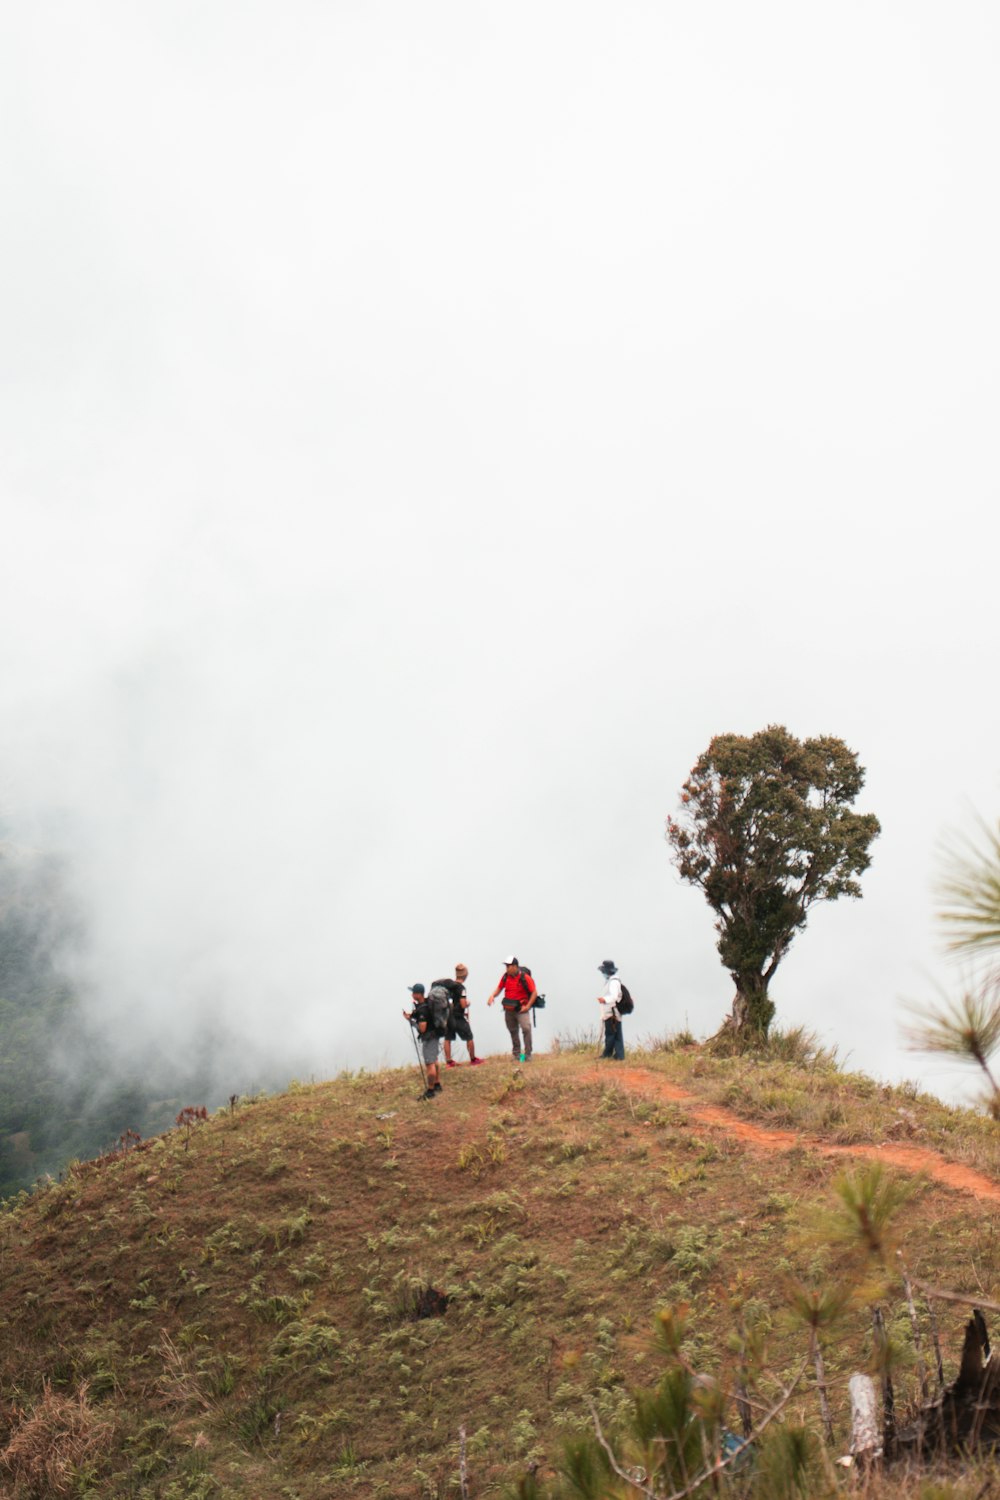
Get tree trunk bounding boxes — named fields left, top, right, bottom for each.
left=726, top=973, right=775, bottom=1040
left=873, top=1307, right=896, bottom=1460
left=811, top=1328, right=834, bottom=1444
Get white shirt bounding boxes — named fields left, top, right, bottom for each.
left=599, top=976, right=622, bottom=1023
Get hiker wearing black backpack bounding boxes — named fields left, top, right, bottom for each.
left=403, top=983, right=444, bottom=1099
left=487, top=956, right=537, bottom=1062
left=596, top=959, right=632, bottom=1059
left=441, top=963, right=483, bottom=1069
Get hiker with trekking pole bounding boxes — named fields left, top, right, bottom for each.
left=596, top=958, right=633, bottom=1059
left=403, top=983, right=444, bottom=1100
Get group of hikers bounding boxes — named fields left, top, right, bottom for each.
left=402, top=956, right=632, bottom=1099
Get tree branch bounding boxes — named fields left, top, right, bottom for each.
left=587, top=1402, right=660, bottom=1500
left=588, top=1358, right=809, bottom=1500
left=909, top=1281, right=1000, bottom=1316
left=762, top=951, right=785, bottom=986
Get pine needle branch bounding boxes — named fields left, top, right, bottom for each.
left=588, top=1357, right=809, bottom=1500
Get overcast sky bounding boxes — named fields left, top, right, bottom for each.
left=1, top=3, right=998, bottom=1101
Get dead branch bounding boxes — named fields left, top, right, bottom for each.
left=910, top=1281, right=1000, bottom=1316
left=898, top=1252, right=928, bottom=1399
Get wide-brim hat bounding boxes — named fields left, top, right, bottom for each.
left=598, top=960, right=617, bottom=974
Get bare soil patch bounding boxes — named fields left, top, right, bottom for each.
left=588, top=1064, right=1000, bottom=1206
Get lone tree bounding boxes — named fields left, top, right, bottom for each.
left=666, top=725, right=880, bottom=1040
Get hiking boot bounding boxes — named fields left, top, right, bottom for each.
left=446, top=1059, right=458, bottom=1068
left=432, top=1082, right=443, bottom=1094
left=422, top=1088, right=437, bottom=1100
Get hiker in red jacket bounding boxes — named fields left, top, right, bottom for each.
left=487, top=955, right=536, bottom=1062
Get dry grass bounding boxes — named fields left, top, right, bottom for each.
left=0, top=1380, right=113, bottom=1497
left=0, top=1047, right=997, bottom=1497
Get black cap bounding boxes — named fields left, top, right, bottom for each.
left=598, top=959, right=617, bottom=974
left=408, top=983, right=426, bottom=995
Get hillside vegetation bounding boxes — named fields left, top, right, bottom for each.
left=1, top=1037, right=999, bottom=1499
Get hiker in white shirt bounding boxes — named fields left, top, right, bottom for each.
left=597, top=958, right=625, bottom=1059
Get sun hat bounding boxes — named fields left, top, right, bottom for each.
left=598, top=960, right=618, bottom=974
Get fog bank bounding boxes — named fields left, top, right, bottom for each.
left=1, top=3, right=998, bottom=1107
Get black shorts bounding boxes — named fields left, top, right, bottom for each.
left=447, top=1011, right=474, bottom=1043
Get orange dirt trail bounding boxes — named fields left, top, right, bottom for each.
left=586, top=1065, right=1000, bottom=1208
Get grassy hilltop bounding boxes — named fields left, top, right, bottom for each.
left=1, top=1035, right=1000, bottom=1499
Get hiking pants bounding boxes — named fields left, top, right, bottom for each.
left=602, top=1017, right=624, bottom=1060
left=504, top=1006, right=532, bottom=1058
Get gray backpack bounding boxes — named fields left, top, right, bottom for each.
left=427, top=985, right=452, bottom=1037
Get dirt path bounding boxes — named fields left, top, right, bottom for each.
left=586, top=1065, right=1000, bottom=1208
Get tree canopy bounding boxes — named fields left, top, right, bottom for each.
left=666, top=725, right=881, bottom=1038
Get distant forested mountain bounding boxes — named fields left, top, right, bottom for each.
left=0, top=837, right=327, bottom=1197
left=0, top=843, right=218, bottom=1196
left=0, top=842, right=140, bottom=1193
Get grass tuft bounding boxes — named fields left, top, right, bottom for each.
left=0, top=1381, right=114, bottom=1497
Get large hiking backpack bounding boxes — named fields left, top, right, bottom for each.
left=521, top=966, right=544, bottom=1009
left=617, top=983, right=634, bottom=1016
left=426, top=985, right=453, bottom=1037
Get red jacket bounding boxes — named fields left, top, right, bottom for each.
left=500, top=970, right=536, bottom=1010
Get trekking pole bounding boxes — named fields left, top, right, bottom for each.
left=596, top=1012, right=607, bottom=1058
left=408, top=1020, right=429, bottom=1097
